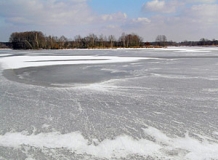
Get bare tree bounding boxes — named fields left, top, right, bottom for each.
left=108, top=35, right=116, bottom=48
left=155, top=35, right=167, bottom=47
left=9, top=31, right=46, bottom=49
left=59, top=35, right=68, bottom=49
left=74, top=35, right=82, bottom=48
left=88, top=33, right=98, bottom=48
left=119, top=33, right=142, bottom=48
left=120, top=32, right=126, bottom=47
left=99, top=34, right=105, bottom=48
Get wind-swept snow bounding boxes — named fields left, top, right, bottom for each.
left=0, top=127, right=218, bottom=159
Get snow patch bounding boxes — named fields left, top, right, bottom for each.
left=80, top=83, right=118, bottom=92
left=0, top=131, right=159, bottom=159
left=204, top=88, right=218, bottom=92
left=101, top=68, right=127, bottom=73
left=143, top=127, right=218, bottom=160
left=0, top=55, right=152, bottom=69
left=0, top=54, right=11, bottom=57
left=0, top=127, right=218, bottom=159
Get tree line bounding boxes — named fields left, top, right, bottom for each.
left=178, top=38, right=218, bottom=46
left=5, top=31, right=218, bottom=49
left=0, top=42, right=8, bottom=48
left=151, top=38, right=218, bottom=47
left=9, top=31, right=144, bottom=49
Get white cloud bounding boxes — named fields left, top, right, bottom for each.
left=101, top=12, right=127, bottom=22
left=145, top=0, right=165, bottom=12
left=133, top=17, right=151, bottom=23
left=143, top=0, right=181, bottom=13
left=119, top=17, right=151, bottom=36
left=0, top=0, right=131, bottom=41
left=0, top=0, right=218, bottom=42
left=185, top=0, right=217, bottom=3
left=0, top=0, right=94, bottom=26
left=137, top=0, right=218, bottom=41
left=188, top=4, right=218, bottom=20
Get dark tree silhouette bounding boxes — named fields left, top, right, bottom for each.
left=155, top=35, right=167, bottom=47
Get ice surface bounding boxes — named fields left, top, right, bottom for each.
left=0, top=47, right=218, bottom=159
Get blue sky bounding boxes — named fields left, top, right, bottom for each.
left=0, top=0, right=218, bottom=42
left=88, top=0, right=146, bottom=18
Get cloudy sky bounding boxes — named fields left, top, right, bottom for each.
left=0, top=0, right=218, bottom=42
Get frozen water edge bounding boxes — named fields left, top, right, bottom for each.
left=0, top=48, right=218, bottom=159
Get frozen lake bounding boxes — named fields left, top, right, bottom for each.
left=0, top=47, right=218, bottom=160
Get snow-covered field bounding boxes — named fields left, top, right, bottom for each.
left=0, top=47, right=218, bottom=160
